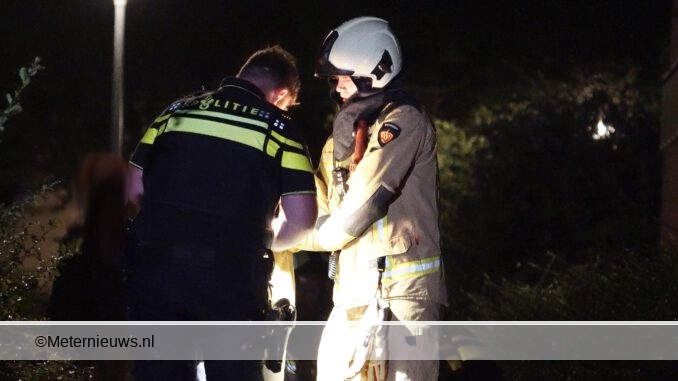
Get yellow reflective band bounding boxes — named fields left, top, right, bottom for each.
left=382, top=256, right=441, bottom=283
left=140, top=127, right=159, bottom=145
left=164, top=117, right=265, bottom=151
left=281, top=151, right=313, bottom=172
left=271, top=130, right=304, bottom=150
left=372, top=216, right=388, bottom=241
left=153, top=114, right=171, bottom=124
left=266, top=140, right=280, bottom=158
left=174, top=109, right=268, bottom=129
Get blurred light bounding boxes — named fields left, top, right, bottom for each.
left=592, top=119, right=615, bottom=140
left=111, top=0, right=127, bottom=154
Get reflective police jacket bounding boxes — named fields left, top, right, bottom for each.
left=298, top=98, right=448, bottom=308
left=129, top=77, right=316, bottom=250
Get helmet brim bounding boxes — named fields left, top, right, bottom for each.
left=314, top=30, right=356, bottom=78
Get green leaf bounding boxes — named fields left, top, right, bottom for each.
left=19, top=67, right=28, bottom=82
left=9, top=104, right=22, bottom=114
left=5, top=93, right=12, bottom=105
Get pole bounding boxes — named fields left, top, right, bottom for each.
left=111, top=0, right=127, bottom=154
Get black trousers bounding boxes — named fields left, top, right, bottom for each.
left=125, top=242, right=270, bottom=381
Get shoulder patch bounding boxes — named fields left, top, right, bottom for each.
left=378, top=123, right=401, bottom=147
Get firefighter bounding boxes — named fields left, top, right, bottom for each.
left=124, top=45, right=317, bottom=381
left=295, top=17, right=448, bottom=381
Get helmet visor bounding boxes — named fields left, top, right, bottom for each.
left=315, top=31, right=355, bottom=78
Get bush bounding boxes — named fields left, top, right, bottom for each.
left=0, top=183, right=62, bottom=320
left=435, top=65, right=661, bottom=288
left=0, top=57, right=94, bottom=381
left=446, top=246, right=678, bottom=381
left=462, top=246, right=678, bottom=321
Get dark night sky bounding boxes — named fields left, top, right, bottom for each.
left=0, top=0, right=672, bottom=183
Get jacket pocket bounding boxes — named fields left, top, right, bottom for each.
left=360, top=234, right=412, bottom=260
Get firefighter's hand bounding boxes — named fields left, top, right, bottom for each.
left=361, top=360, right=386, bottom=381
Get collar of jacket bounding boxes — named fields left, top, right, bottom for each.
left=332, top=80, right=408, bottom=161
left=218, top=76, right=267, bottom=100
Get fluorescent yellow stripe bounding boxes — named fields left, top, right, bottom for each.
left=164, top=117, right=265, bottom=151
left=174, top=109, right=268, bottom=129
left=382, top=256, right=441, bottom=283
left=153, top=114, right=171, bottom=124
left=266, top=140, right=280, bottom=158
left=281, top=151, right=313, bottom=172
left=387, top=256, right=440, bottom=271
left=372, top=217, right=388, bottom=241
left=140, top=127, right=159, bottom=144
left=377, top=217, right=387, bottom=240
left=271, top=130, right=304, bottom=150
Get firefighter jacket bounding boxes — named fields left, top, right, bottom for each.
left=298, top=90, right=448, bottom=308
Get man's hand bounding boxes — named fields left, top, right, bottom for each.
left=271, top=208, right=285, bottom=235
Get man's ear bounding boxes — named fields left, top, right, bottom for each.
left=265, top=88, right=286, bottom=103
left=271, top=88, right=292, bottom=110
left=274, top=88, right=289, bottom=104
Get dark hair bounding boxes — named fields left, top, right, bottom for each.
left=237, top=45, right=300, bottom=103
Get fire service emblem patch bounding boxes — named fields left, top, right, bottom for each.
left=378, top=123, right=401, bottom=147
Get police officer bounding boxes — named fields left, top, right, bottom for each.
left=124, top=45, right=317, bottom=381
left=295, top=17, right=448, bottom=381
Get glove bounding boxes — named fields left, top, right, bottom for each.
left=361, top=360, right=386, bottom=381
left=361, top=303, right=389, bottom=381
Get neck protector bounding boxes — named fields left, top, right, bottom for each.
left=332, top=81, right=408, bottom=161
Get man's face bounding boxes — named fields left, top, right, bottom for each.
left=333, top=75, right=358, bottom=101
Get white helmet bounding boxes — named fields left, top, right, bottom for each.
left=315, top=16, right=402, bottom=92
